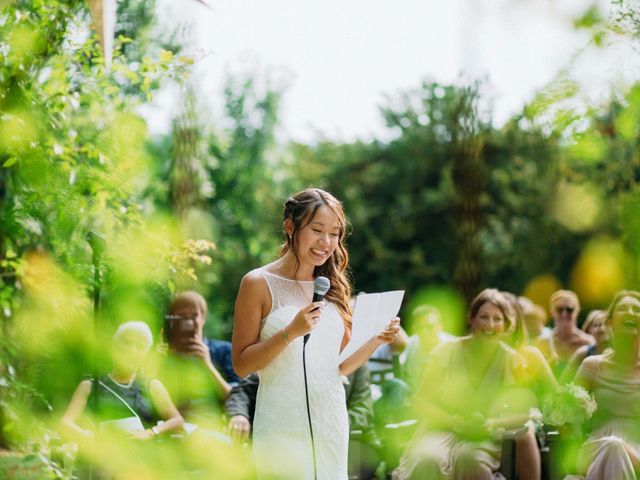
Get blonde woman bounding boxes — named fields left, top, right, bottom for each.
left=534, top=290, right=594, bottom=377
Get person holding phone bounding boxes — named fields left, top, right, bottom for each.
left=165, top=291, right=237, bottom=395
left=232, top=188, right=400, bottom=479
left=158, top=291, right=238, bottom=435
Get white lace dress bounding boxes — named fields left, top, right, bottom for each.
left=252, top=269, right=349, bottom=480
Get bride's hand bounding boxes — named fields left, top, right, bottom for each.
left=376, top=317, right=401, bottom=344
left=287, top=302, right=325, bottom=339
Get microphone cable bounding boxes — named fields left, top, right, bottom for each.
left=303, top=336, right=318, bottom=480
left=302, top=276, right=329, bottom=480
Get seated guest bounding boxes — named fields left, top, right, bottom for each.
left=368, top=325, right=409, bottom=381
left=561, top=309, right=611, bottom=384
left=503, top=291, right=557, bottom=480
left=403, top=305, right=456, bottom=393
left=393, top=289, right=538, bottom=480
left=502, top=292, right=557, bottom=396
left=568, top=291, right=640, bottom=480
left=368, top=322, right=409, bottom=408
left=225, top=365, right=382, bottom=478
left=160, top=291, right=237, bottom=432
left=60, top=321, right=183, bottom=441
left=534, top=290, right=594, bottom=377
left=166, top=291, right=239, bottom=389
left=368, top=323, right=414, bottom=434
left=225, top=372, right=258, bottom=442
left=519, top=296, right=552, bottom=341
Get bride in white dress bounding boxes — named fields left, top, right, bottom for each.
left=232, top=188, right=400, bottom=480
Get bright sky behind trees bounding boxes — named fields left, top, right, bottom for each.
left=148, top=0, right=636, bottom=143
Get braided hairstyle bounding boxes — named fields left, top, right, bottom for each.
left=281, top=188, right=353, bottom=336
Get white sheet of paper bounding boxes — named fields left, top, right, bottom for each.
left=339, top=290, right=404, bottom=361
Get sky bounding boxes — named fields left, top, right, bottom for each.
left=146, top=0, right=636, bottom=143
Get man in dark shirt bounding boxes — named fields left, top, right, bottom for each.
left=206, top=337, right=240, bottom=386
left=162, top=291, right=237, bottom=430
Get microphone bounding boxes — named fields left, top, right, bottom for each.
left=304, top=276, right=330, bottom=345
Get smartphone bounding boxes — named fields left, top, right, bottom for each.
left=164, top=314, right=197, bottom=353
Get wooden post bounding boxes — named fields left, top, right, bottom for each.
left=86, top=0, right=117, bottom=72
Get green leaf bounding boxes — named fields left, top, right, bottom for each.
left=574, top=5, right=603, bottom=29
left=568, top=134, right=607, bottom=164
left=2, top=157, right=17, bottom=167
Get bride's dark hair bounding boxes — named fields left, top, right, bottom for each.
left=280, top=188, right=353, bottom=337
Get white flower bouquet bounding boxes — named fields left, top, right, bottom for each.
left=542, top=383, right=597, bottom=427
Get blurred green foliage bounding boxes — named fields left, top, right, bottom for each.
left=0, top=0, right=203, bottom=455
left=289, top=82, right=564, bottom=305
left=0, top=0, right=639, bottom=477
left=285, top=80, right=640, bottom=317
left=148, top=73, right=287, bottom=337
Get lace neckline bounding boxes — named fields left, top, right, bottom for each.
left=262, top=269, right=314, bottom=283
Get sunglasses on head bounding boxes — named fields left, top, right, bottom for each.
left=555, top=306, right=575, bottom=314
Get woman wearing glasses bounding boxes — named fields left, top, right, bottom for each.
left=534, top=290, right=594, bottom=377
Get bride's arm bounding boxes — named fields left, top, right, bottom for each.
left=232, top=271, right=322, bottom=378
left=339, top=318, right=399, bottom=376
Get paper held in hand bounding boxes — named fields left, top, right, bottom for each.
left=339, top=290, right=405, bottom=361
